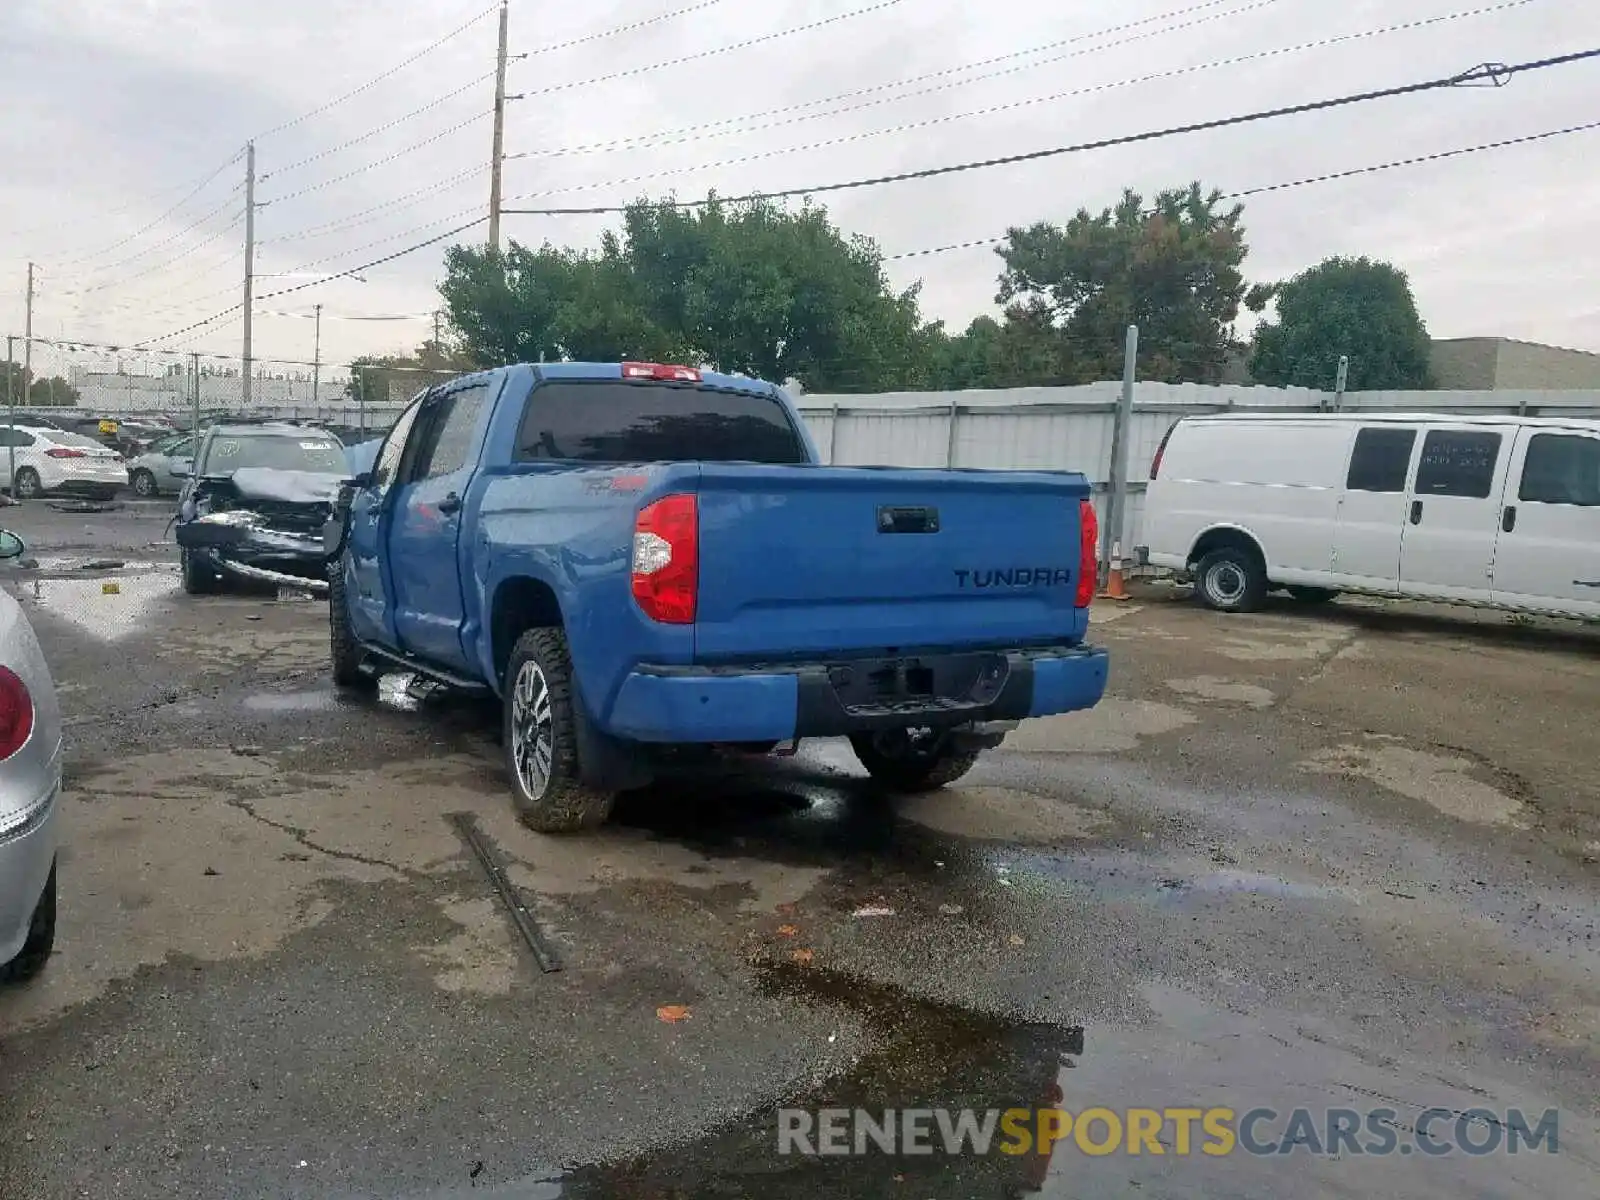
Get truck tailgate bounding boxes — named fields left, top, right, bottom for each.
left=692, top=464, right=1091, bottom=661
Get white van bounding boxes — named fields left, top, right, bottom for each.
left=1141, top=412, right=1600, bottom=618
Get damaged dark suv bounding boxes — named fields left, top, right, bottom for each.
left=173, top=421, right=349, bottom=595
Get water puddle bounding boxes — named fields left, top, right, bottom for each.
left=10, top=567, right=178, bottom=641
left=241, top=686, right=349, bottom=715
left=1015, top=849, right=1342, bottom=905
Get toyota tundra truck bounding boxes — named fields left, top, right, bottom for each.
left=324, top=362, right=1109, bottom=832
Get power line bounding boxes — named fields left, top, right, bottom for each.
left=514, top=0, right=908, bottom=101
left=53, top=190, right=245, bottom=290
left=502, top=49, right=1600, bottom=215
left=526, top=0, right=732, bottom=55
left=510, top=0, right=1287, bottom=162
left=260, top=170, right=487, bottom=246
left=501, top=0, right=1540, bottom=205
left=262, top=74, right=498, bottom=179
left=132, top=217, right=488, bottom=350
left=56, top=210, right=247, bottom=300
left=41, top=149, right=246, bottom=270
left=881, top=119, right=1600, bottom=260
left=253, top=3, right=501, bottom=140
left=263, top=112, right=493, bottom=204
left=510, top=0, right=1529, bottom=164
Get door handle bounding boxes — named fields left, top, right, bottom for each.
left=1502, top=505, right=1517, bottom=533
left=1409, top=499, right=1423, bottom=525
left=438, top=492, right=462, bottom=515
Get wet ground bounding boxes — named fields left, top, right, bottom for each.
left=0, top=501, right=1596, bottom=1199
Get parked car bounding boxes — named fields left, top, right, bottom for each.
left=0, top=527, right=63, bottom=984
left=324, top=362, right=1110, bottom=832
left=126, top=431, right=199, bottom=497
left=173, top=421, right=350, bottom=594
left=0, top=426, right=126, bottom=500
left=1143, top=412, right=1600, bottom=618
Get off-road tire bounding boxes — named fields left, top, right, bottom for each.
left=181, top=548, right=220, bottom=595
left=849, top=731, right=982, bottom=793
left=1195, top=547, right=1267, bottom=613
left=502, top=627, right=615, bottom=833
left=328, top=558, right=370, bottom=689
left=130, top=470, right=158, bottom=497
left=12, top=468, right=41, bottom=501
left=1286, top=586, right=1339, bottom=605
left=1, top=862, right=56, bottom=984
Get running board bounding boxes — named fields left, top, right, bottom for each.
left=358, top=641, right=493, bottom=695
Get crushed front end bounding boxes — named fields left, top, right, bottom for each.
left=175, top=468, right=340, bottom=595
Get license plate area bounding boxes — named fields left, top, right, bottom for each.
left=826, top=651, right=1008, bottom=715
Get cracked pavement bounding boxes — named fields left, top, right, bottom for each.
left=0, top=501, right=1596, bottom=1199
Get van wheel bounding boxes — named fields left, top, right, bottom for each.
left=1195, top=547, right=1267, bottom=613
left=1286, top=586, right=1339, bottom=605
left=503, top=628, right=615, bottom=833
left=850, top=728, right=982, bottom=793
left=1, top=862, right=56, bottom=983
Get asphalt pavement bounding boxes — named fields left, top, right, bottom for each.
left=0, top=498, right=1596, bottom=1199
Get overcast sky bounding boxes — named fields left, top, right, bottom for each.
left=0, top=0, right=1594, bottom=379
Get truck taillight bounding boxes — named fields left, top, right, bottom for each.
left=0, top=666, right=34, bottom=761
left=631, top=493, right=698, bottom=624
left=1150, top=422, right=1177, bottom=480
left=1076, top=500, right=1098, bottom=608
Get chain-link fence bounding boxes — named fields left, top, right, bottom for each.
left=0, top=338, right=470, bottom=445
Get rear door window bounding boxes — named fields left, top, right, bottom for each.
left=1415, top=430, right=1502, bottom=498
left=514, top=381, right=806, bottom=464
left=1345, top=427, right=1416, bottom=493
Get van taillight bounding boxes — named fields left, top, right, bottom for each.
left=631, top=493, right=699, bottom=623
left=1076, top=500, right=1098, bottom=608
left=1150, top=422, right=1177, bottom=480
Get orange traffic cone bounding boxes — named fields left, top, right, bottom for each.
left=1099, top=541, right=1131, bottom=601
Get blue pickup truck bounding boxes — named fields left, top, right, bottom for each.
left=325, top=362, right=1109, bottom=831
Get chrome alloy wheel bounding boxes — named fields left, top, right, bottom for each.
left=510, top=659, right=555, bottom=801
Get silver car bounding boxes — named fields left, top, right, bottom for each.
left=126, top=432, right=198, bottom=497
left=0, top=528, right=61, bottom=983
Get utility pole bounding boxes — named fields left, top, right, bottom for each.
left=1101, top=324, right=1139, bottom=587
left=487, top=0, right=509, bottom=250
left=191, top=352, right=201, bottom=441
left=242, top=141, right=257, bottom=406
left=312, top=304, right=323, bottom=405
left=5, top=335, right=15, bottom=493
left=23, top=263, right=34, bottom=406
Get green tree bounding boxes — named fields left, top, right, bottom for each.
left=993, top=183, right=1251, bottom=384
left=27, top=376, right=79, bottom=405
left=1246, top=256, right=1434, bottom=390
left=930, top=304, right=1080, bottom=390
left=439, top=195, right=937, bottom=393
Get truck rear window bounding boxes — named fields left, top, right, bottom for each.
left=513, top=381, right=806, bottom=465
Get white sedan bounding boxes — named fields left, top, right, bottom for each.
left=0, top=527, right=61, bottom=983
left=0, top=425, right=126, bottom=500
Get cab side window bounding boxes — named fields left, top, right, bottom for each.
left=372, top=396, right=427, bottom=489
left=1519, top=434, right=1600, bottom=507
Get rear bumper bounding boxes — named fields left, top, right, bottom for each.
left=605, top=644, right=1110, bottom=744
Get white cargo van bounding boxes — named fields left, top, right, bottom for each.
left=1142, top=412, right=1600, bottom=618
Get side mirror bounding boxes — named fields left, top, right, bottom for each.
left=0, top=530, right=26, bottom=560
left=347, top=471, right=373, bottom=489
left=170, top=459, right=193, bottom=478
